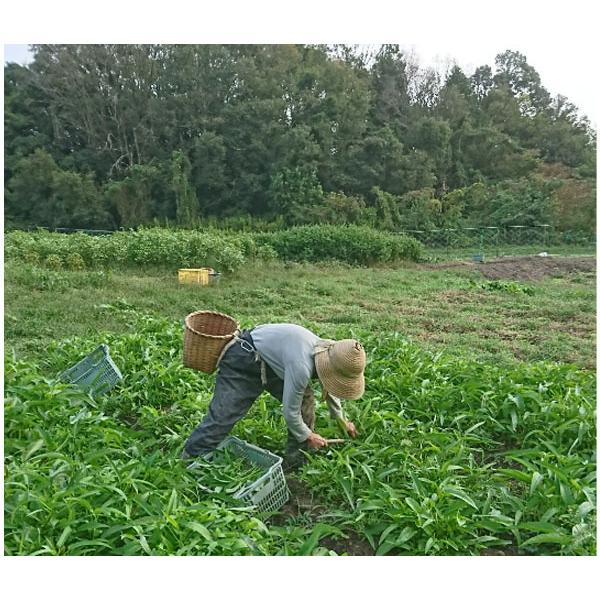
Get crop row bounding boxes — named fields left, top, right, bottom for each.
left=301, top=334, right=596, bottom=554
left=4, top=226, right=422, bottom=271
left=4, top=314, right=595, bottom=555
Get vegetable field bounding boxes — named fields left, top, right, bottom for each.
left=4, top=226, right=422, bottom=272
left=3, top=234, right=596, bottom=556
left=4, top=316, right=595, bottom=555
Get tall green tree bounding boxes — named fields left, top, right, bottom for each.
left=369, top=45, right=412, bottom=132
left=494, top=50, right=551, bottom=116
left=105, top=165, right=160, bottom=228
left=172, top=150, right=199, bottom=226
left=4, top=62, right=52, bottom=182
left=268, top=166, right=324, bottom=225
left=3, top=44, right=595, bottom=231
left=6, top=148, right=110, bottom=228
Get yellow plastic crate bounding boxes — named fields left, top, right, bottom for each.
left=178, top=268, right=211, bottom=285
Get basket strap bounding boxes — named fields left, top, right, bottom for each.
left=313, top=339, right=335, bottom=355
left=215, top=332, right=268, bottom=386
left=256, top=353, right=268, bottom=386
left=215, top=333, right=240, bottom=368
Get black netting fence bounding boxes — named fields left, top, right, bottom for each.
left=397, top=225, right=595, bottom=260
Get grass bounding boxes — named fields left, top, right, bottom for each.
left=4, top=257, right=596, bottom=369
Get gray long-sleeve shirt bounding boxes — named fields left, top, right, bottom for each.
left=251, top=323, right=343, bottom=441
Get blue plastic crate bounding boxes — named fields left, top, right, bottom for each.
left=59, top=344, right=123, bottom=397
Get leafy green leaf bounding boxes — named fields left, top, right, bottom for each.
left=185, top=522, right=212, bottom=542
left=444, top=487, right=479, bottom=510
left=23, top=439, right=45, bottom=460
left=520, top=533, right=572, bottom=547
left=57, top=525, right=72, bottom=549
left=299, top=524, right=341, bottom=556
left=529, top=471, right=543, bottom=495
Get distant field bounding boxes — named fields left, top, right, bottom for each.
left=4, top=254, right=596, bottom=368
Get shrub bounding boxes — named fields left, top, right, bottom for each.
left=255, top=225, right=422, bottom=265
left=64, top=252, right=86, bottom=270
left=5, top=226, right=422, bottom=270
left=4, top=228, right=251, bottom=272
left=45, top=254, right=63, bottom=270
left=23, top=250, right=41, bottom=265
left=304, top=192, right=376, bottom=226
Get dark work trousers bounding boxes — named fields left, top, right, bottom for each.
left=183, top=330, right=315, bottom=465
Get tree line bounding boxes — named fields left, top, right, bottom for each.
left=4, top=44, right=596, bottom=233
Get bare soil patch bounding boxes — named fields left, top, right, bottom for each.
left=270, top=476, right=327, bottom=524
left=422, top=256, right=595, bottom=282
left=321, top=531, right=375, bottom=556
left=271, top=476, right=374, bottom=555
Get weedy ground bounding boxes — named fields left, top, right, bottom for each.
left=5, top=255, right=596, bottom=368
left=3, top=253, right=596, bottom=555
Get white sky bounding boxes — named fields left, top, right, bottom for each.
left=2, top=0, right=599, bottom=126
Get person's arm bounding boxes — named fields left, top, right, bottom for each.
left=283, top=375, right=328, bottom=449
left=324, top=390, right=359, bottom=438
left=325, top=391, right=345, bottom=420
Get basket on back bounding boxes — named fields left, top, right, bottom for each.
left=183, top=310, right=239, bottom=373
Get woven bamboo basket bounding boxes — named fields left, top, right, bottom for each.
left=183, top=310, right=239, bottom=373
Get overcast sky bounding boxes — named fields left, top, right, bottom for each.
left=2, top=0, right=598, bottom=125
left=0, top=0, right=600, bottom=126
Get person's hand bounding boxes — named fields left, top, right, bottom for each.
left=306, top=432, right=328, bottom=450
left=345, top=421, right=358, bottom=438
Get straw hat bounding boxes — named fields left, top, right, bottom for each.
left=314, top=339, right=366, bottom=400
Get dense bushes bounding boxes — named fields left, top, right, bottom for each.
left=256, top=225, right=422, bottom=264
left=4, top=229, right=249, bottom=272
left=5, top=149, right=112, bottom=229
left=4, top=226, right=422, bottom=270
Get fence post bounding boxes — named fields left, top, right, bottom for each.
left=494, top=227, right=500, bottom=258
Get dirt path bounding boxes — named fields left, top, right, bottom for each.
left=421, top=255, right=595, bottom=282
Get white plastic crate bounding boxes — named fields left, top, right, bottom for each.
left=59, top=344, right=123, bottom=397
left=216, top=436, right=290, bottom=513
